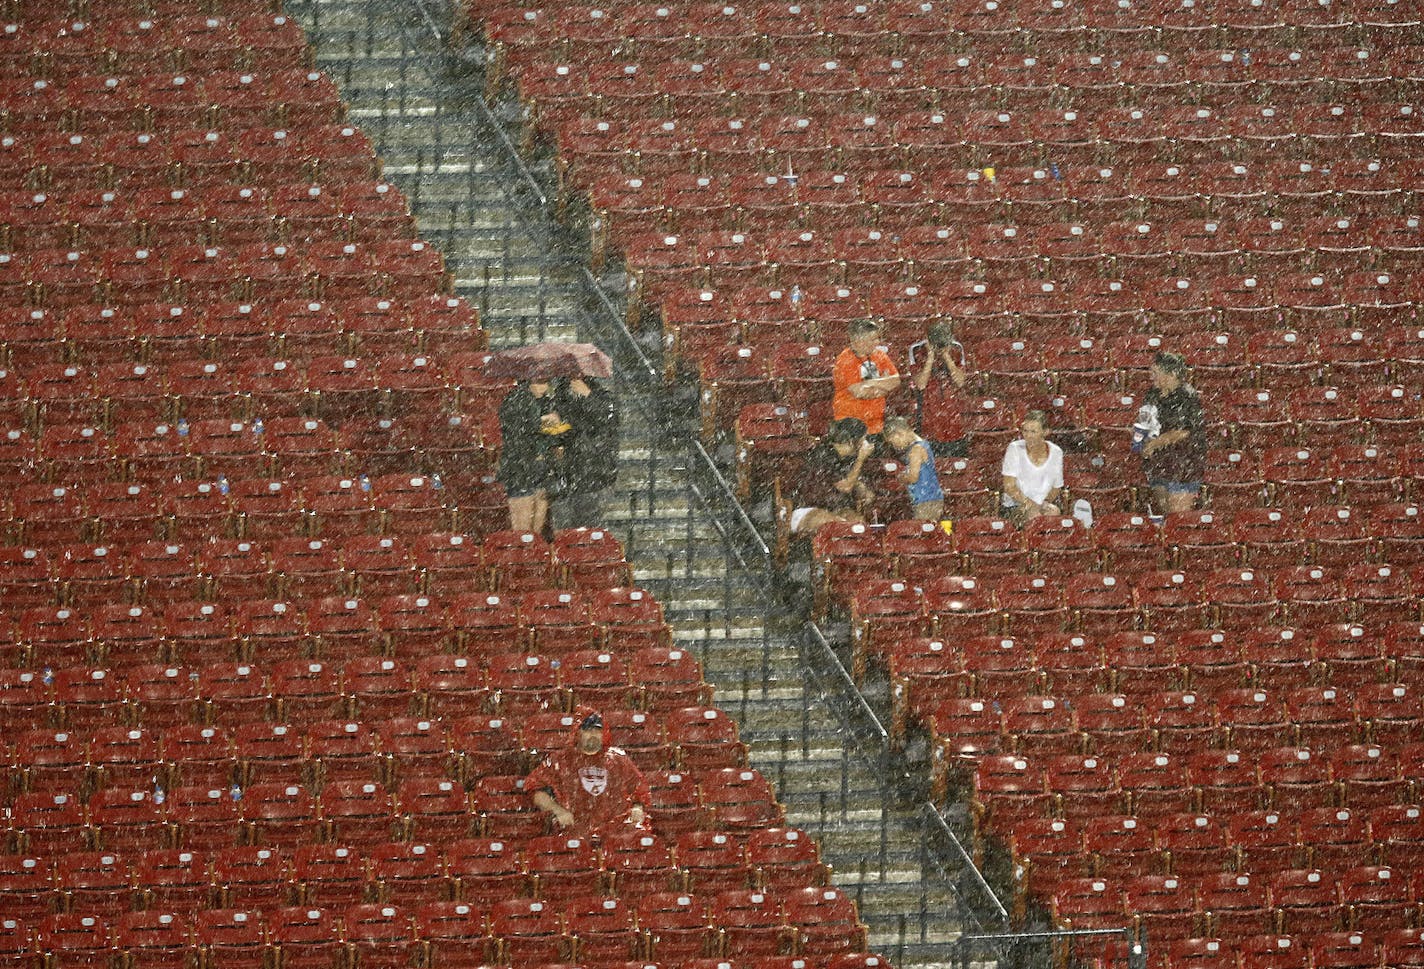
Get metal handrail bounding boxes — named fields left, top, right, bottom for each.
left=410, top=0, right=548, bottom=206
left=955, top=928, right=1147, bottom=969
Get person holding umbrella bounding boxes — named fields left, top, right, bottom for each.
left=497, top=376, right=565, bottom=534
left=489, top=343, right=617, bottom=534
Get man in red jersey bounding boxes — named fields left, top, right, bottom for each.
left=526, top=709, right=650, bottom=837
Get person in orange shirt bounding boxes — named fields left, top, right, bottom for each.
left=832, top=318, right=901, bottom=436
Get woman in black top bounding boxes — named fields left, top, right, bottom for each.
left=498, top=379, right=563, bottom=533
left=1139, top=351, right=1208, bottom=515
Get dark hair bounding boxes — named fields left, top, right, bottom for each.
left=883, top=416, right=913, bottom=437
left=848, top=318, right=880, bottom=339
left=1023, top=409, right=1051, bottom=429
left=928, top=321, right=955, bottom=348
left=1153, top=351, right=1191, bottom=380
left=826, top=417, right=868, bottom=445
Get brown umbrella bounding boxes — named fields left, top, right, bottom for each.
left=485, top=342, right=612, bottom=380
left=563, top=343, right=614, bottom=379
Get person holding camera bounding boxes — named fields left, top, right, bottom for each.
left=907, top=320, right=971, bottom=458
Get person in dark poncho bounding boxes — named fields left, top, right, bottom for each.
left=1137, top=351, right=1208, bottom=515
left=550, top=376, right=619, bottom=530
left=497, top=378, right=564, bottom=533
left=787, top=417, right=875, bottom=537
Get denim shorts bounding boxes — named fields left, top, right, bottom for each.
left=1148, top=479, right=1202, bottom=495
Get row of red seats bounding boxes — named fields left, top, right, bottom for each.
left=2, top=593, right=676, bottom=663
left=826, top=504, right=1422, bottom=595
left=836, top=503, right=1424, bottom=578
left=721, top=339, right=1418, bottom=410
left=1164, top=928, right=1424, bottom=969
left=589, top=165, right=1424, bottom=225
left=0, top=890, right=869, bottom=967
left=3, top=764, right=768, bottom=852
left=804, top=495, right=1422, bottom=602
left=841, top=560, right=1423, bottom=632
left=0, top=69, right=344, bottom=132
left=913, top=643, right=1424, bottom=743
left=1, top=187, right=413, bottom=252
left=699, top=333, right=1421, bottom=419
left=0, top=125, right=377, bottom=185
left=888, top=620, right=1424, bottom=700
left=991, top=775, right=1424, bottom=872
left=598, top=214, right=1424, bottom=271
left=0, top=651, right=708, bottom=730
left=0, top=829, right=831, bottom=914
left=0, top=711, right=741, bottom=794
left=0, top=368, right=497, bottom=436
left=740, top=410, right=1422, bottom=504
left=0, top=475, right=493, bottom=537
left=0, top=296, right=485, bottom=364
left=591, top=167, right=1424, bottom=234
left=1, top=527, right=624, bottom=595
left=635, top=260, right=1424, bottom=316
left=545, top=99, right=1424, bottom=162
left=0, top=11, right=309, bottom=74
left=4, top=761, right=770, bottom=846
left=516, top=63, right=1423, bottom=124
left=944, top=684, right=1421, bottom=759
left=4, top=765, right=777, bottom=838
left=2, top=238, right=442, bottom=289
left=1, top=245, right=445, bottom=308
left=638, top=258, right=1421, bottom=314
left=0, top=427, right=490, bottom=486
left=5, top=735, right=768, bottom=820
left=481, top=0, right=1418, bottom=46
left=1018, top=807, right=1424, bottom=883
left=638, top=271, right=1416, bottom=322
left=1050, top=872, right=1421, bottom=952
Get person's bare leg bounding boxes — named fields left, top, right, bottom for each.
left=508, top=495, right=536, bottom=532
left=793, top=508, right=862, bottom=537
left=531, top=490, right=549, bottom=535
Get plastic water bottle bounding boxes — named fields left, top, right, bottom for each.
left=359, top=474, right=371, bottom=493
left=431, top=474, right=443, bottom=491
left=176, top=418, right=189, bottom=437
left=790, top=284, right=802, bottom=311
left=251, top=418, right=264, bottom=435
left=217, top=476, right=230, bottom=496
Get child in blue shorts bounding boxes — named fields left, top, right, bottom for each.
left=884, top=416, right=945, bottom=522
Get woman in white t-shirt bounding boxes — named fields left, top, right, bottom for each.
left=1001, top=409, right=1066, bottom=525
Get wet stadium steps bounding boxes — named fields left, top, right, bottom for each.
left=288, top=0, right=972, bottom=961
